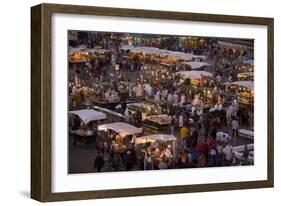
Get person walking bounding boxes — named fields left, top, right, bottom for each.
left=197, top=153, right=206, bottom=167
left=124, top=150, right=133, bottom=171
left=179, top=113, right=184, bottom=128
left=94, top=152, right=104, bottom=172
left=223, top=142, right=233, bottom=166
left=180, top=124, right=189, bottom=148
left=232, top=117, right=239, bottom=145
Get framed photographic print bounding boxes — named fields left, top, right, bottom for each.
left=31, top=3, right=274, bottom=202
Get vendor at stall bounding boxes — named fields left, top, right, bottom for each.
left=136, top=134, right=177, bottom=168
left=98, top=122, right=143, bottom=154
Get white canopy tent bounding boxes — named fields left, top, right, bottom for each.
left=69, top=109, right=106, bottom=124
left=182, top=61, right=210, bottom=69
left=176, top=70, right=213, bottom=79
left=98, top=122, right=143, bottom=137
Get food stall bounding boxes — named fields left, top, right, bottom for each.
left=68, top=51, right=88, bottom=70
left=237, top=72, right=254, bottom=81
left=91, top=87, right=121, bottom=110
left=69, top=109, right=107, bottom=123
left=93, top=99, right=120, bottom=110
left=224, top=81, right=254, bottom=107
left=135, top=134, right=177, bottom=169
left=120, top=45, right=206, bottom=66
left=181, top=61, right=210, bottom=70
left=69, top=109, right=107, bottom=144
left=68, top=46, right=91, bottom=66
left=126, top=102, right=158, bottom=120
left=68, top=47, right=111, bottom=70
left=191, top=87, right=216, bottom=109
left=98, top=122, right=143, bottom=136
left=217, top=40, right=250, bottom=54
left=175, top=70, right=213, bottom=86
left=98, top=122, right=143, bottom=152
left=236, top=63, right=254, bottom=73
left=143, top=114, right=171, bottom=130
left=135, top=134, right=177, bottom=157
left=233, top=144, right=254, bottom=165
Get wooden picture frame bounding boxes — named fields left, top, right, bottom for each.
left=31, top=3, right=274, bottom=202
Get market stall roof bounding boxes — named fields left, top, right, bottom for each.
left=136, top=134, right=177, bottom=144
left=237, top=72, right=254, bottom=77
left=68, top=44, right=88, bottom=55
left=82, top=48, right=111, bottom=54
left=120, top=45, right=206, bottom=60
left=120, top=45, right=135, bottom=51
left=182, top=61, right=210, bottom=69
left=224, top=81, right=254, bottom=90
left=69, top=109, right=106, bottom=124
left=98, top=122, right=143, bottom=136
left=68, top=45, right=110, bottom=55
left=166, top=50, right=206, bottom=60
left=175, top=70, right=213, bottom=79
left=217, top=41, right=249, bottom=49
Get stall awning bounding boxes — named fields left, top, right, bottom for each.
left=68, top=44, right=88, bottom=55
left=217, top=41, right=249, bottom=49
left=224, top=81, right=254, bottom=90
left=98, top=122, right=143, bottom=137
left=136, top=134, right=177, bottom=144
left=182, top=61, right=210, bottom=69
left=119, top=45, right=206, bottom=60
left=175, top=70, right=213, bottom=79
left=69, top=109, right=106, bottom=124
left=237, top=72, right=254, bottom=78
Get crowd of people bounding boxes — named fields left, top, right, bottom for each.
left=90, top=99, right=252, bottom=173
left=68, top=31, right=254, bottom=173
